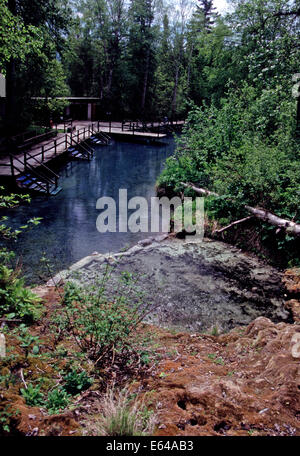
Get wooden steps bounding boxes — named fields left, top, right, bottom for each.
left=16, top=173, right=62, bottom=195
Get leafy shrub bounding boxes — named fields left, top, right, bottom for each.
left=15, top=324, right=40, bottom=357
left=0, top=406, right=20, bottom=434
left=0, top=249, right=42, bottom=323
left=46, top=388, right=71, bottom=415
left=53, top=266, right=151, bottom=366
left=0, top=189, right=42, bottom=324
left=20, top=384, right=44, bottom=407
left=21, top=383, right=73, bottom=415
left=63, top=369, right=93, bottom=396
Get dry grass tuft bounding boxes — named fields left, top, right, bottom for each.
left=95, top=387, right=156, bottom=437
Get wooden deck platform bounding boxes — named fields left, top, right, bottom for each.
left=0, top=133, right=74, bottom=177
left=0, top=119, right=183, bottom=195
left=99, top=127, right=166, bottom=140
left=0, top=122, right=167, bottom=177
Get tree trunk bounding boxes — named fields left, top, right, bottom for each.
left=5, top=60, right=17, bottom=135
left=181, top=183, right=300, bottom=236
left=107, top=67, right=113, bottom=96
left=171, top=64, right=179, bottom=119
left=141, top=48, right=150, bottom=115
left=187, top=43, right=194, bottom=91
left=296, top=96, right=300, bottom=137
left=5, top=0, right=17, bottom=135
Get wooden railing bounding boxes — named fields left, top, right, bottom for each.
left=9, top=155, right=54, bottom=195
left=120, top=119, right=184, bottom=137
left=10, top=127, right=54, bottom=147
left=68, top=133, right=94, bottom=159
left=62, top=118, right=73, bottom=133
left=0, top=121, right=112, bottom=195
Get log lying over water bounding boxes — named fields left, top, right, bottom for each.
left=181, top=182, right=300, bottom=236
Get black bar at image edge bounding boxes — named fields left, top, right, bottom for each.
left=2, top=436, right=298, bottom=454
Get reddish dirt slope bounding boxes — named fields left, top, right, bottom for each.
left=140, top=318, right=300, bottom=436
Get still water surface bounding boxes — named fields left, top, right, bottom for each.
left=4, top=138, right=175, bottom=284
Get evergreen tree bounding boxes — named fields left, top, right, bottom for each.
left=124, top=0, right=157, bottom=117
left=193, top=0, right=218, bottom=32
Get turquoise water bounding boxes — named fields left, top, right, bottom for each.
left=4, top=138, right=175, bottom=284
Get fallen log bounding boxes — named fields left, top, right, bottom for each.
left=181, top=182, right=300, bottom=236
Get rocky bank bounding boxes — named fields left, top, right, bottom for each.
left=52, top=237, right=291, bottom=333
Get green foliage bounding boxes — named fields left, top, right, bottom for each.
left=158, top=76, right=300, bottom=260
left=46, top=388, right=72, bottom=415
left=21, top=384, right=44, bottom=407
left=0, top=189, right=42, bottom=323
left=19, top=370, right=90, bottom=412
left=52, top=266, right=150, bottom=365
left=3, top=0, right=73, bottom=130
left=0, top=0, right=43, bottom=72
left=0, top=405, right=20, bottom=434
left=0, top=187, right=41, bottom=240
left=0, top=251, right=42, bottom=323
left=15, top=325, right=40, bottom=357
left=3, top=0, right=300, bottom=126
left=63, top=369, right=93, bottom=396
left=211, top=326, right=219, bottom=337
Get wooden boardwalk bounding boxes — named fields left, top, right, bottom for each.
left=0, top=121, right=168, bottom=177
left=0, top=132, right=71, bottom=176
left=99, top=127, right=167, bottom=139
left=0, top=119, right=182, bottom=195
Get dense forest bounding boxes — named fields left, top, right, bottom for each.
left=1, top=1, right=298, bottom=124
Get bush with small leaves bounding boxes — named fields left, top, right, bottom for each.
left=52, top=265, right=152, bottom=367
left=46, top=388, right=71, bottom=415
left=0, top=250, right=42, bottom=323
left=20, top=384, right=44, bottom=407
left=63, top=369, right=93, bottom=396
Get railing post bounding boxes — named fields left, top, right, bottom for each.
left=54, top=139, right=57, bottom=155
left=132, top=124, right=135, bottom=136
left=77, top=130, right=79, bottom=142
left=42, top=146, right=45, bottom=161
left=10, top=155, right=15, bottom=178
left=46, top=182, right=50, bottom=196
left=65, top=134, right=67, bottom=149
left=109, top=121, right=111, bottom=133
left=122, top=121, right=124, bottom=131
left=97, top=121, right=100, bottom=132
left=84, top=128, right=86, bottom=140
